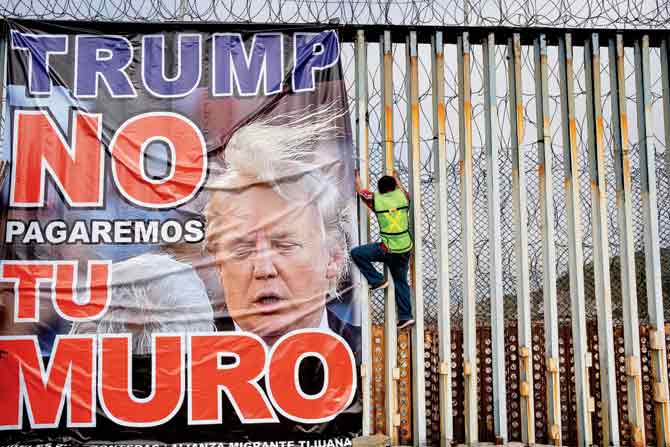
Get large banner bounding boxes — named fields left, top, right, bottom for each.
left=0, top=20, right=360, bottom=446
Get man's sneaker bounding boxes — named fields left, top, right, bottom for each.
left=397, top=319, right=415, bottom=330
left=370, top=280, right=389, bottom=291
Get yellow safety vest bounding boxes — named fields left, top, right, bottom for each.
left=373, top=189, right=413, bottom=254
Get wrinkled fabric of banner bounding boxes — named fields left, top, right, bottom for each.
left=0, top=20, right=361, bottom=446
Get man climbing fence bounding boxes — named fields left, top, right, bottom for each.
left=350, top=171, right=415, bottom=330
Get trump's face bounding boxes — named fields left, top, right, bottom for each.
left=210, top=185, right=339, bottom=341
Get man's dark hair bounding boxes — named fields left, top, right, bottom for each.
left=378, top=175, right=397, bottom=194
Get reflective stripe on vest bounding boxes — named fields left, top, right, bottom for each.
left=373, top=189, right=413, bottom=253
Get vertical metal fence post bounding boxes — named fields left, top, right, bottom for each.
left=634, top=34, right=670, bottom=446
left=609, top=33, right=646, bottom=447
left=380, top=29, right=400, bottom=445
left=584, top=32, right=619, bottom=447
left=507, top=33, right=535, bottom=445
left=662, top=36, right=670, bottom=180
left=457, top=31, right=478, bottom=445
left=483, top=31, right=507, bottom=445
left=405, top=30, right=427, bottom=447
left=354, top=29, right=372, bottom=437
left=534, top=33, right=562, bottom=446
left=431, top=30, right=453, bottom=447
left=558, top=33, right=594, bottom=447
left=662, top=32, right=670, bottom=443
left=178, top=0, right=187, bottom=19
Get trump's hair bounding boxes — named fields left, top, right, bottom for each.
left=204, top=106, right=352, bottom=296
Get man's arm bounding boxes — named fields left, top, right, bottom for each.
left=394, top=175, right=411, bottom=202
left=355, top=170, right=375, bottom=211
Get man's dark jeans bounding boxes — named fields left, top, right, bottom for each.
left=350, top=242, right=412, bottom=321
